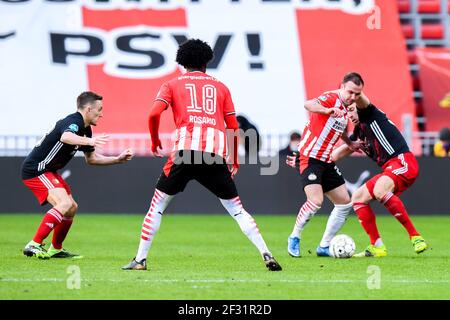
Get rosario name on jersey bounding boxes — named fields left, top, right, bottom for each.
left=351, top=104, right=410, bottom=166
left=299, top=92, right=348, bottom=163
left=21, top=112, right=94, bottom=179
left=156, top=71, right=236, bottom=159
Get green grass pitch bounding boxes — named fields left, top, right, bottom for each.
left=0, top=214, right=449, bottom=300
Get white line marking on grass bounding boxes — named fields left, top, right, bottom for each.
left=2, top=278, right=450, bottom=284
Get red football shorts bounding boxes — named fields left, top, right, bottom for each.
left=365, top=152, right=419, bottom=198
left=22, top=172, right=71, bottom=205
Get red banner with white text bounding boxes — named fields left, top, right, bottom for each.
left=0, top=0, right=416, bottom=144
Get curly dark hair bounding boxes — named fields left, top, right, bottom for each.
left=176, top=39, right=214, bottom=70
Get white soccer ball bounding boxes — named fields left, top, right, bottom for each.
left=329, top=234, right=356, bottom=258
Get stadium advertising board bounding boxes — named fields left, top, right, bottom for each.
left=2, top=156, right=449, bottom=215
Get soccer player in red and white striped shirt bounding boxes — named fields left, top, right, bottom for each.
left=122, top=39, right=281, bottom=271
left=287, top=73, right=364, bottom=258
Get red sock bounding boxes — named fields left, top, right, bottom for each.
left=33, top=208, right=63, bottom=244
left=353, top=202, right=381, bottom=245
left=380, top=192, right=419, bottom=238
left=52, top=217, right=73, bottom=249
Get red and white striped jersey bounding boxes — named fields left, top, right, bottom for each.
left=298, top=91, right=348, bottom=164
left=156, top=71, right=235, bottom=159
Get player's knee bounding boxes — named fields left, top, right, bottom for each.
left=352, top=185, right=373, bottom=204
left=56, top=199, right=73, bottom=215
left=373, top=188, right=386, bottom=202
left=307, top=196, right=323, bottom=208
left=351, top=189, right=365, bottom=203
left=67, top=201, right=78, bottom=217
left=373, top=176, right=395, bottom=202
left=341, top=193, right=351, bottom=204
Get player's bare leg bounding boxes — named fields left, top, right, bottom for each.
left=122, top=189, right=173, bottom=270
left=288, top=184, right=322, bottom=257
left=373, top=176, right=428, bottom=254
left=24, top=188, right=74, bottom=259
left=317, top=185, right=352, bottom=256
left=220, top=197, right=282, bottom=271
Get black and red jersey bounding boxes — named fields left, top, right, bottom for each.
left=21, top=112, right=94, bottom=179
left=351, top=104, right=410, bottom=166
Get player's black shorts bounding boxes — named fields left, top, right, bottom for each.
left=300, top=157, right=345, bottom=193
left=156, top=150, right=238, bottom=199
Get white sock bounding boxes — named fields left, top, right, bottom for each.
left=135, top=189, right=173, bottom=262
left=27, top=240, right=41, bottom=247
left=319, top=202, right=353, bottom=248
left=374, top=238, right=384, bottom=247
left=220, top=197, right=270, bottom=255
left=290, top=200, right=321, bottom=238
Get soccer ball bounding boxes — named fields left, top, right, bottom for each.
left=329, top=234, right=356, bottom=258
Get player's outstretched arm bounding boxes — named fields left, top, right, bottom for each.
left=305, top=99, right=344, bottom=118
left=355, top=92, right=371, bottom=109
left=331, top=144, right=354, bottom=162
left=148, top=100, right=167, bottom=157
left=341, top=134, right=359, bottom=151
left=61, top=132, right=109, bottom=148
left=224, top=114, right=240, bottom=178
left=340, top=131, right=363, bottom=153
left=84, top=148, right=133, bottom=165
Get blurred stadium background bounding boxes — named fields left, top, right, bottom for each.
left=0, top=0, right=448, bottom=215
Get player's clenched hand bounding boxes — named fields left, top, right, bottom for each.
left=327, top=108, right=344, bottom=118
left=117, top=148, right=134, bottom=163
left=286, top=152, right=299, bottom=169
left=286, top=155, right=296, bottom=168
left=90, top=133, right=109, bottom=147
left=230, top=163, right=239, bottom=179
left=348, top=140, right=363, bottom=153
left=151, top=139, right=163, bottom=157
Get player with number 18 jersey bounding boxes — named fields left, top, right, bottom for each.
left=122, top=39, right=281, bottom=272
left=156, top=70, right=235, bottom=172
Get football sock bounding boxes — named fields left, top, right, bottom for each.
left=353, top=202, right=380, bottom=245
left=32, top=208, right=63, bottom=244
left=290, top=200, right=321, bottom=238
left=320, top=202, right=352, bottom=248
left=380, top=192, right=419, bottom=238
left=374, top=238, right=384, bottom=247
left=220, top=197, right=270, bottom=255
left=27, top=240, right=42, bottom=248
left=135, top=189, right=173, bottom=262
left=51, top=216, right=73, bottom=250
